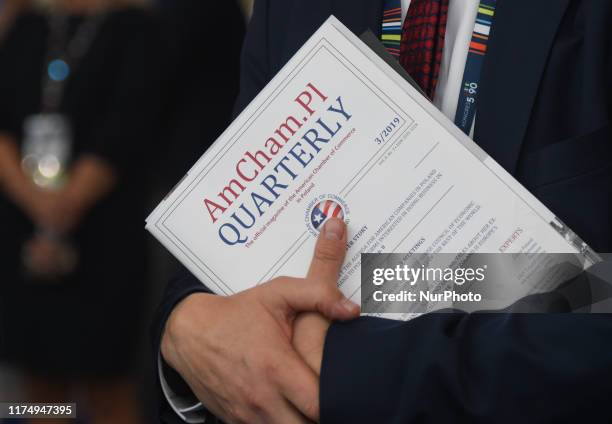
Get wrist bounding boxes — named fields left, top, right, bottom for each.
left=8, top=173, right=38, bottom=214
left=62, top=184, right=89, bottom=217
left=0, top=135, right=37, bottom=212
left=65, top=155, right=117, bottom=210
left=161, top=292, right=219, bottom=372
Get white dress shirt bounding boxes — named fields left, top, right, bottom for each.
left=160, top=1, right=481, bottom=422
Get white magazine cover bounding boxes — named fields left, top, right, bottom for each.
left=146, top=16, right=599, bottom=308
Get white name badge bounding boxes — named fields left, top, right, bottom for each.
left=22, top=113, right=72, bottom=188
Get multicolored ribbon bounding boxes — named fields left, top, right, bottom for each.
left=380, top=0, right=402, bottom=58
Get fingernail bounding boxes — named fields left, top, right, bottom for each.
left=323, top=218, right=345, bottom=240
left=340, top=298, right=360, bottom=314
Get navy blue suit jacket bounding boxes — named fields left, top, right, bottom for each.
left=154, top=0, right=612, bottom=422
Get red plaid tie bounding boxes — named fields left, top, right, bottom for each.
left=399, top=0, right=449, bottom=99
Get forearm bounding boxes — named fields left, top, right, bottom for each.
left=63, top=154, right=117, bottom=214
left=0, top=133, right=36, bottom=211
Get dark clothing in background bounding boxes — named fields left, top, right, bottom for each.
left=0, top=8, right=160, bottom=378
left=154, top=0, right=612, bottom=422
left=149, top=1, right=246, bottom=421
left=155, top=0, right=245, bottom=188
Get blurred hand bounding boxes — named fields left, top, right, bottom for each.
left=161, top=219, right=359, bottom=424
left=26, top=189, right=86, bottom=235
left=22, top=233, right=78, bottom=278
left=292, top=218, right=350, bottom=376
left=21, top=155, right=117, bottom=235
left=0, top=138, right=114, bottom=235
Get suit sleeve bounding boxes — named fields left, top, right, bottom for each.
left=321, top=313, right=612, bottom=423
left=152, top=268, right=211, bottom=423
left=232, top=0, right=272, bottom=116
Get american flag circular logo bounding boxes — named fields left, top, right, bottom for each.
left=310, top=199, right=345, bottom=231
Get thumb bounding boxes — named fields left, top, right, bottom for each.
left=307, top=218, right=347, bottom=283
left=264, top=217, right=359, bottom=320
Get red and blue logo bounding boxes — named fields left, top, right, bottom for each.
left=310, top=199, right=345, bottom=230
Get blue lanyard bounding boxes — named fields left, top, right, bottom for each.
left=454, top=0, right=497, bottom=135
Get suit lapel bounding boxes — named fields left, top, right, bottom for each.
left=331, top=0, right=384, bottom=37
left=475, top=0, right=570, bottom=174
left=281, top=0, right=382, bottom=67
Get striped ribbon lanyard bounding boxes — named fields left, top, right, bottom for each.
left=454, top=0, right=496, bottom=135
left=381, top=0, right=402, bottom=58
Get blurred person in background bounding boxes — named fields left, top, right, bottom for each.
left=0, top=0, right=27, bottom=41
left=0, top=0, right=159, bottom=422
left=0, top=0, right=27, bottom=405
left=239, top=0, right=252, bottom=17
